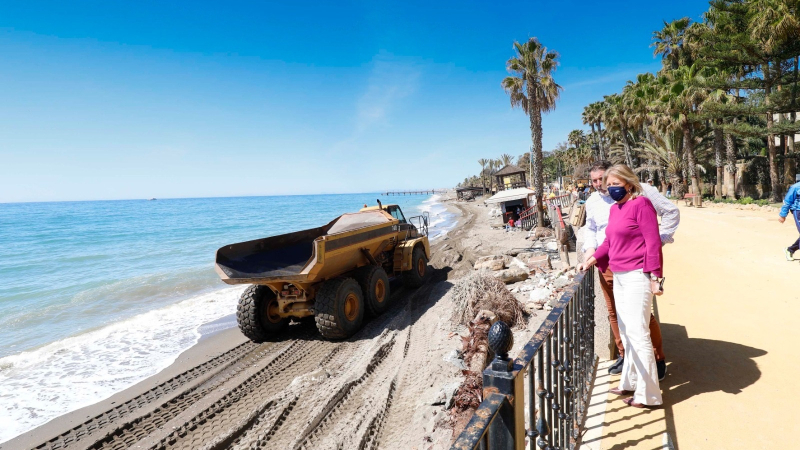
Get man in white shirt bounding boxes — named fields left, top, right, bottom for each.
left=583, top=161, right=680, bottom=380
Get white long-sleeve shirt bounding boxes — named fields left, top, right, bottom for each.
left=582, top=183, right=680, bottom=252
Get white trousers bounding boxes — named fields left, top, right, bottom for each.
left=613, top=269, right=663, bottom=406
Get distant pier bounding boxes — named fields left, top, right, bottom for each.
left=383, top=189, right=448, bottom=196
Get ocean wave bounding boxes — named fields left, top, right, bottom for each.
left=0, top=285, right=244, bottom=444
left=413, top=194, right=458, bottom=241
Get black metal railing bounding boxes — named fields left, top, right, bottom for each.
left=451, top=268, right=596, bottom=450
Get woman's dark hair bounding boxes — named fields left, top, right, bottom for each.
left=589, top=160, right=613, bottom=174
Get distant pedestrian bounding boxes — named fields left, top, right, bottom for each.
left=779, top=174, right=800, bottom=261
left=506, top=217, right=515, bottom=232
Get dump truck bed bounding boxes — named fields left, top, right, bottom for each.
left=215, top=210, right=398, bottom=284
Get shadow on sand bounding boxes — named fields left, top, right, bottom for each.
left=259, top=265, right=455, bottom=344
left=659, top=322, right=766, bottom=450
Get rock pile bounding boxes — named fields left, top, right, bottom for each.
left=472, top=248, right=577, bottom=314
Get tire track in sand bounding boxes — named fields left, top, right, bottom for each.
left=142, top=338, right=339, bottom=450
left=31, top=341, right=259, bottom=450
left=88, top=340, right=300, bottom=450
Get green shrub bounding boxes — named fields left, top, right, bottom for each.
left=709, top=196, right=771, bottom=206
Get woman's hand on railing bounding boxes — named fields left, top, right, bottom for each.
left=577, top=256, right=596, bottom=272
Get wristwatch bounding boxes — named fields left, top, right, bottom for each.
left=649, top=273, right=658, bottom=281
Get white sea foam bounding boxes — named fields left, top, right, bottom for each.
left=0, top=285, right=245, bottom=444
left=416, top=194, right=458, bottom=240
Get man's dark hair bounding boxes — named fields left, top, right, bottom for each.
left=589, top=160, right=613, bottom=174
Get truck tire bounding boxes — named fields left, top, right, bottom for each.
left=403, top=245, right=429, bottom=288
left=237, top=285, right=288, bottom=342
left=355, top=266, right=391, bottom=316
left=314, top=278, right=365, bottom=339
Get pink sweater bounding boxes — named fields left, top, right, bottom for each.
left=593, top=196, right=663, bottom=278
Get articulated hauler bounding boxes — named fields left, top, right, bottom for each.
left=215, top=202, right=431, bottom=340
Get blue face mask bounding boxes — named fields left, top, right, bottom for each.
left=607, top=186, right=628, bottom=202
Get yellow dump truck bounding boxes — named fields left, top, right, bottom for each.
left=215, top=201, right=431, bottom=340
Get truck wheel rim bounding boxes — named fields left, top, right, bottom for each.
left=417, top=258, right=426, bottom=277
left=375, top=279, right=386, bottom=303
left=344, top=293, right=359, bottom=321
left=266, top=300, right=282, bottom=323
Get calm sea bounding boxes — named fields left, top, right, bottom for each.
left=0, top=193, right=456, bottom=443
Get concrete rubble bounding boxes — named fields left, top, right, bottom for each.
left=473, top=246, right=577, bottom=313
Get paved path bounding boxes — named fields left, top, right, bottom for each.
left=582, top=203, right=800, bottom=449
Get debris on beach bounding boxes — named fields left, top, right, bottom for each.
left=449, top=311, right=494, bottom=438
left=449, top=271, right=527, bottom=328
left=466, top=247, right=578, bottom=315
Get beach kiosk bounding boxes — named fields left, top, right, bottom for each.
left=484, top=187, right=536, bottom=223
left=493, top=164, right=528, bottom=192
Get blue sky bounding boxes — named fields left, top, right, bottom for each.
left=0, top=1, right=711, bottom=202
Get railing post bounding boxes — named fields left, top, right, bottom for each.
left=484, top=321, right=525, bottom=450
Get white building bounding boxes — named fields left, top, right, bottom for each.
left=773, top=113, right=799, bottom=145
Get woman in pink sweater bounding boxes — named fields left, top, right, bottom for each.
left=579, top=165, right=664, bottom=407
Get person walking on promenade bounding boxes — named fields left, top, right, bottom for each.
left=780, top=174, right=800, bottom=260
left=582, top=161, right=679, bottom=380
left=579, top=164, right=665, bottom=408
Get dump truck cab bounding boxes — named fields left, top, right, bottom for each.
left=359, top=203, right=427, bottom=240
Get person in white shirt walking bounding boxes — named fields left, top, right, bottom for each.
left=583, top=160, right=680, bottom=380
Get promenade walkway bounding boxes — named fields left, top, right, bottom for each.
left=581, top=203, right=800, bottom=449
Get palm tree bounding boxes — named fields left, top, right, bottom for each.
left=652, top=18, right=692, bottom=70
left=623, top=73, right=658, bottom=142
left=581, top=105, right=598, bottom=158
left=490, top=159, right=501, bottom=191
left=700, top=73, right=736, bottom=199
left=500, top=153, right=515, bottom=166
left=478, top=158, right=489, bottom=192
left=634, top=130, right=706, bottom=198
left=748, top=0, right=800, bottom=200
left=567, top=129, right=586, bottom=148
left=748, top=0, right=800, bottom=53
left=592, top=101, right=608, bottom=159
left=603, top=94, right=635, bottom=167
left=502, top=37, right=562, bottom=225
left=659, top=64, right=708, bottom=195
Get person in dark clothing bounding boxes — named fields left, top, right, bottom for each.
left=780, top=174, right=800, bottom=261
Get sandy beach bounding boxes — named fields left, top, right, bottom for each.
left=6, top=194, right=559, bottom=450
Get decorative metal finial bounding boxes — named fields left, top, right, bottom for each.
left=488, top=320, right=514, bottom=371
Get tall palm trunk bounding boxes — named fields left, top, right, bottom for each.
left=619, top=120, right=634, bottom=167
left=714, top=121, right=724, bottom=199
left=597, top=120, right=606, bottom=160
left=681, top=120, right=699, bottom=195
left=659, top=168, right=669, bottom=195
left=787, top=56, right=799, bottom=184
left=528, top=82, right=545, bottom=225
left=765, top=62, right=781, bottom=202
left=725, top=131, right=737, bottom=198
left=589, top=123, right=598, bottom=159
